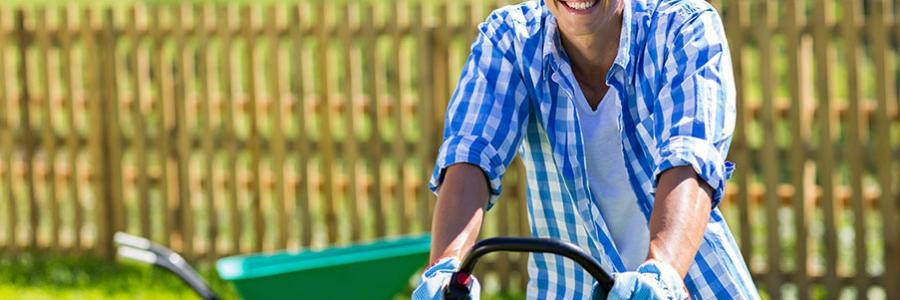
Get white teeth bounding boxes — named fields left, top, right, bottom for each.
left=564, top=0, right=597, bottom=10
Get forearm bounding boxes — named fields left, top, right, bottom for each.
left=429, top=163, right=491, bottom=262
left=647, top=166, right=713, bottom=277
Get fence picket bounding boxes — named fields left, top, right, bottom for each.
left=413, top=3, right=434, bottom=232
left=171, top=4, right=192, bottom=255
left=811, top=0, right=840, bottom=295
left=288, top=4, right=313, bottom=247
left=0, top=6, right=15, bottom=252
left=128, top=5, right=152, bottom=241
left=216, top=4, right=241, bottom=254
left=263, top=5, right=288, bottom=250
left=148, top=5, right=173, bottom=247
left=314, top=2, right=338, bottom=245
left=14, top=8, right=39, bottom=250
left=754, top=0, right=781, bottom=297
left=100, top=7, right=125, bottom=257
left=197, top=4, right=218, bottom=259
left=239, top=5, right=264, bottom=252
left=81, top=7, right=106, bottom=256
left=361, top=3, right=386, bottom=238
left=390, top=1, right=409, bottom=235
left=784, top=0, right=811, bottom=297
left=867, top=0, right=898, bottom=297
left=840, top=0, right=867, bottom=297
left=339, top=3, right=362, bottom=242
left=724, top=0, right=752, bottom=264
left=35, top=7, right=59, bottom=250
left=62, top=5, right=83, bottom=251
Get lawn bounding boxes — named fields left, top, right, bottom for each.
left=0, top=253, right=237, bottom=300
left=0, top=252, right=528, bottom=300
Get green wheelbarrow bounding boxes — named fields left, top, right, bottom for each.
left=113, top=232, right=431, bottom=300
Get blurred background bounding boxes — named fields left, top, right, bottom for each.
left=0, top=0, right=897, bottom=299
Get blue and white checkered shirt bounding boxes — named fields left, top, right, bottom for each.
left=429, top=0, right=758, bottom=298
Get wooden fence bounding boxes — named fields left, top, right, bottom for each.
left=0, top=0, right=897, bottom=298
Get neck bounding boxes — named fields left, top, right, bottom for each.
left=558, top=0, right=624, bottom=78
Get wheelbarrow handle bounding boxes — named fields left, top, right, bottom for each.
left=114, top=232, right=219, bottom=300
left=444, top=237, right=614, bottom=299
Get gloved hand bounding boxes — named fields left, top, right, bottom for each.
left=592, top=260, right=688, bottom=300
left=412, top=257, right=482, bottom=300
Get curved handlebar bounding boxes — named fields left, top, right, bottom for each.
left=444, top=237, right=614, bottom=299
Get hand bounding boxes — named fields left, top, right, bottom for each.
left=412, top=257, right=481, bottom=300
left=593, top=260, right=688, bottom=300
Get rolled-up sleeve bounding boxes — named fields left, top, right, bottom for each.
left=652, top=9, right=736, bottom=207
left=428, top=13, right=530, bottom=210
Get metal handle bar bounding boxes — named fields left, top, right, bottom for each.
left=444, top=237, right=614, bottom=300
left=114, top=232, right=218, bottom=300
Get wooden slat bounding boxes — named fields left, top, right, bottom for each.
left=61, top=5, right=83, bottom=251
left=265, top=5, right=288, bottom=249
left=811, top=0, right=840, bottom=296
left=216, top=5, right=240, bottom=254
left=35, top=7, right=59, bottom=249
left=170, top=4, right=192, bottom=255
left=361, top=3, right=386, bottom=238
left=148, top=5, right=172, bottom=246
left=100, top=7, right=124, bottom=257
left=390, top=1, right=409, bottom=235
left=754, top=0, right=781, bottom=297
left=128, top=5, right=152, bottom=241
left=196, top=4, right=217, bottom=258
left=413, top=2, right=433, bottom=232
left=784, top=0, right=811, bottom=298
left=240, top=5, right=264, bottom=252
left=288, top=3, right=312, bottom=247
left=434, top=2, right=449, bottom=142
left=725, top=0, right=752, bottom=264
left=0, top=6, right=16, bottom=252
left=840, top=0, right=867, bottom=297
left=339, top=3, right=361, bottom=242
left=867, top=0, right=899, bottom=297
left=314, top=2, right=337, bottom=245
left=81, top=7, right=106, bottom=256
left=14, top=8, right=38, bottom=250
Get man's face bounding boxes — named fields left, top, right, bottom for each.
left=546, top=0, right=612, bottom=36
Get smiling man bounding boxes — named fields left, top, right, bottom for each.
left=413, top=0, right=758, bottom=299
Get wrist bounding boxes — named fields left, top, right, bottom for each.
left=426, top=255, right=460, bottom=270
left=637, top=259, right=689, bottom=296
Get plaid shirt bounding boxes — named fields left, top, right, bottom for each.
left=429, top=0, right=758, bottom=298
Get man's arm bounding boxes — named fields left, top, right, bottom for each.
left=646, top=166, right=713, bottom=277
left=429, top=163, right=491, bottom=263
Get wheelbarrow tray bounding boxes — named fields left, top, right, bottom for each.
left=216, top=234, right=430, bottom=300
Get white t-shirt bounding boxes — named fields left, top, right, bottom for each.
left=573, top=87, right=650, bottom=271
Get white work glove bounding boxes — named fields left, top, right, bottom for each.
left=411, top=257, right=481, bottom=300
left=593, top=259, right=688, bottom=300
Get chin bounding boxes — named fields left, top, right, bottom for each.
left=549, top=0, right=605, bottom=31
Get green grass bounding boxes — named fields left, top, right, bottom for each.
left=0, top=253, right=237, bottom=300
left=0, top=252, right=526, bottom=300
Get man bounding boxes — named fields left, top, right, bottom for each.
left=414, top=0, right=758, bottom=299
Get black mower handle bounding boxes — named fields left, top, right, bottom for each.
left=444, top=237, right=614, bottom=300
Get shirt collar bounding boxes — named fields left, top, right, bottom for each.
left=541, top=0, right=633, bottom=73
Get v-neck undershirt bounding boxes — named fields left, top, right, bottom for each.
left=572, top=84, right=649, bottom=271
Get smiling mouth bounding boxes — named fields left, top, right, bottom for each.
left=561, top=0, right=599, bottom=11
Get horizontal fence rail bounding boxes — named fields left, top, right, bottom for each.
left=0, top=0, right=897, bottom=298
